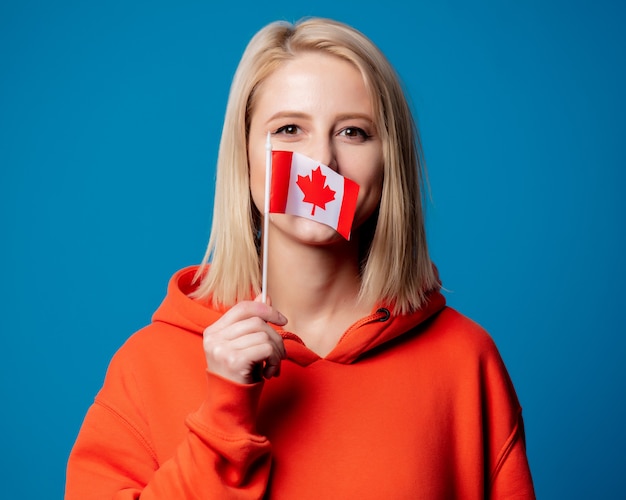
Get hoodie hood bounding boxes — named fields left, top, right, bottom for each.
left=152, top=266, right=446, bottom=367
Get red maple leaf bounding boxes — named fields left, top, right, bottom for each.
left=296, top=166, right=336, bottom=216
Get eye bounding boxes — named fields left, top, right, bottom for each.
left=274, top=124, right=301, bottom=135
left=338, top=127, right=371, bottom=141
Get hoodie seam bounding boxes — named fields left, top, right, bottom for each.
left=488, top=407, right=523, bottom=487
left=94, top=398, right=160, bottom=469
left=336, top=310, right=389, bottom=345
left=186, top=415, right=270, bottom=445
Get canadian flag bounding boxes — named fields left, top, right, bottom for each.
left=269, top=150, right=360, bottom=240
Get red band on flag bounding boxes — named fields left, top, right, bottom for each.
left=336, top=177, right=359, bottom=240
left=269, top=151, right=293, bottom=213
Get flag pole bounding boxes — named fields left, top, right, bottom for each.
left=261, top=132, right=272, bottom=303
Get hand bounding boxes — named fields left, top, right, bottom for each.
left=203, top=296, right=287, bottom=384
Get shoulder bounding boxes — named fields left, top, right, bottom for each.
left=107, top=322, right=196, bottom=369
left=435, top=306, right=520, bottom=397
left=418, top=307, right=517, bottom=392
left=423, top=306, right=501, bottom=360
left=99, top=322, right=205, bottom=402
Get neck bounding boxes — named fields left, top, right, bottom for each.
left=265, top=229, right=372, bottom=355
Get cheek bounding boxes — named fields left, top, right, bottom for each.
left=353, top=164, right=384, bottom=222
left=248, top=149, right=266, bottom=211
left=249, top=168, right=263, bottom=210
left=359, top=159, right=384, bottom=198
left=358, top=182, right=382, bottom=215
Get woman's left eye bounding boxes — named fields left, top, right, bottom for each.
left=338, top=127, right=370, bottom=141
left=274, top=124, right=301, bottom=135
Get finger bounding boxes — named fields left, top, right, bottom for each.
left=232, top=326, right=286, bottom=359
left=222, top=343, right=283, bottom=381
left=207, top=317, right=285, bottom=351
left=209, top=300, right=287, bottom=332
left=254, top=293, right=272, bottom=306
left=205, top=327, right=285, bottom=370
left=263, top=354, right=282, bottom=379
left=227, top=330, right=284, bottom=353
left=252, top=344, right=284, bottom=379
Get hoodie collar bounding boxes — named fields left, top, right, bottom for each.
left=152, top=266, right=446, bottom=367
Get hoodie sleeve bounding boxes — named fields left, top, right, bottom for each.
left=480, top=337, right=536, bottom=500
left=489, top=412, right=535, bottom=499
left=65, top=359, right=272, bottom=499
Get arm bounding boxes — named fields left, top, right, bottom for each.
left=66, top=298, right=287, bottom=499
left=489, top=409, right=535, bottom=499
left=66, top=369, right=271, bottom=499
left=480, top=339, right=536, bottom=499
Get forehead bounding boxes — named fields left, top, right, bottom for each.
left=252, top=52, right=373, bottom=116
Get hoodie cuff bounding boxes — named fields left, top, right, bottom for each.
left=188, top=371, right=264, bottom=438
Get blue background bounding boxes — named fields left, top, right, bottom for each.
left=1, top=1, right=624, bottom=498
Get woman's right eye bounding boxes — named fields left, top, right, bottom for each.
left=274, top=124, right=300, bottom=135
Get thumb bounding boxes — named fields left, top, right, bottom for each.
left=254, top=293, right=272, bottom=306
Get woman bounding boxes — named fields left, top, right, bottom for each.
left=66, top=18, right=535, bottom=499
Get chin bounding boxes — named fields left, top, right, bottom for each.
left=270, top=215, right=347, bottom=246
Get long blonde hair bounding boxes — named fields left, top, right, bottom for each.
left=193, top=18, right=440, bottom=314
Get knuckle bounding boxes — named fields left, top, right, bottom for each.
left=203, top=325, right=221, bottom=343
left=259, top=343, right=274, bottom=357
left=226, top=353, right=240, bottom=370
left=256, top=329, right=270, bottom=342
left=207, top=343, right=228, bottom=362
left=241, top=300, right=267, bottom=318
left=249, top=316, right=267, bottom=330
left=203, top=332, right=218, bottom=349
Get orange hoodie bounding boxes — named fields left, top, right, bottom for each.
left=66, top=267, right=535, bottom=499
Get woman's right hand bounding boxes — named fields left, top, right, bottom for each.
left=203, top=296, right=288, bottom=384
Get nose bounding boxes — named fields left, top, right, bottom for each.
left=309, top=136, right=338, bottom=172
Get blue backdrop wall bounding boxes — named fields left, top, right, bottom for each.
left=2, top=1, right=624, bottom=497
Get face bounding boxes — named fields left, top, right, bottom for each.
left=248, top=51, right=384, bottom=245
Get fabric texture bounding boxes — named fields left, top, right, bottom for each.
left=66, top=266, right=535, bottom=499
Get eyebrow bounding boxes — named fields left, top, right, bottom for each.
left=266, top=111, right=375, bottom=124
left=266, top=111, right=310, bottom=123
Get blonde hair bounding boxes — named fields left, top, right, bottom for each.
left=193, top=18, right=440, bottom=314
